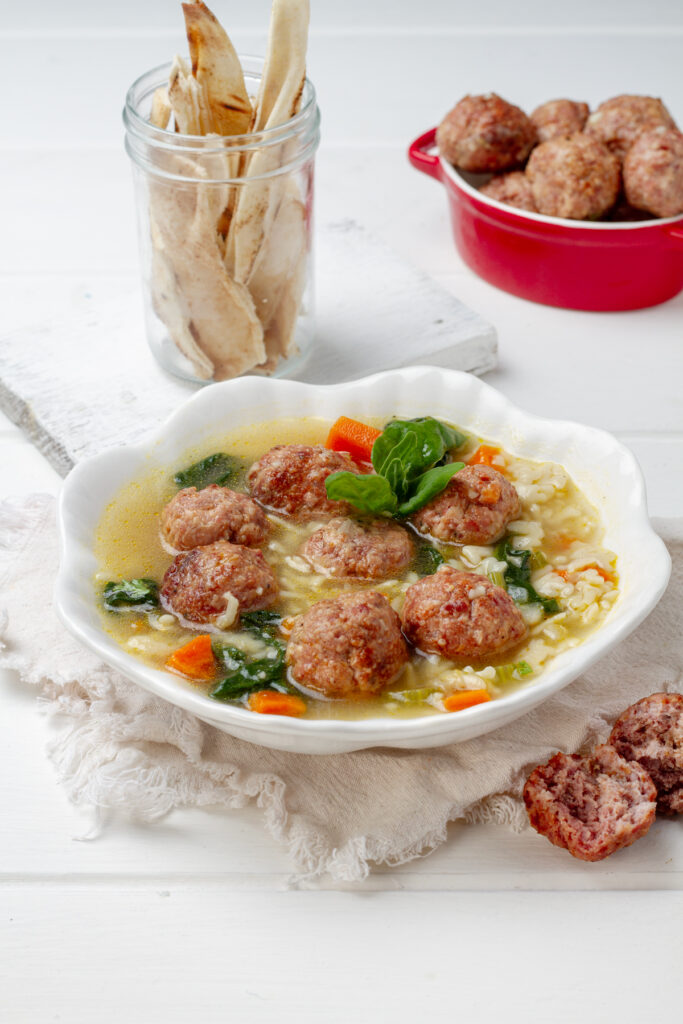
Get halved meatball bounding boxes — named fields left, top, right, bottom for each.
left=609, top=692, right=683, bottom=814
left=585, top=94, right=676, bottom=161
left=160, top=485, right=268, bottom=550
left=301, top=517, right=414, bottom=580
left=530, top=98, right=589, bottom=143
left=287, top=591, right=409, bottom=699
left=160, top=540, right=278, bottom=628
left=623, top=129, right=683, bottom=218
left=401, top=567, right=526, bottom=660
left=248, top=444, right=361, bottom=520
left=523, top=745, right=657, bottom=861
left=479, top=171, right=537, bottom=212
left=437, top=93, right=537, bottom=173
left=410, top=464, right=521, bottom=545
left=526, top=133, right=620, bottom=220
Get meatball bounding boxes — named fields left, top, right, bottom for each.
left=248, top=444, right=361, bottom=520
left=526, top=133, right=620, bottom=220
left=530, top=99, right=589, bottom=143
left=609, top=692, right=683, bottom=814
left=623, top=129, right=683, bottom=218
left=301, top=517, right=414, bottom=580
left=287, top=591, right=409, bottom=699
left=410, top=464, right=521, bottom=545
left=585, top=94, right=677, bottom=161
left=479, top=171, right=537, bottom=212
left=401, top=567, right=526, bottom=660
left=160, top=485, right=268, bottom=551
left=523, top=745, right=657, bottom=861
left=160, top=540, right=278, bottom=627
left=436, top=93, right=537, bottom=173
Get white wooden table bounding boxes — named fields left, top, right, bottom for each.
left=3, top=3, right=682, bottom=1021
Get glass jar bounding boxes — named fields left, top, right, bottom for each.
left=123, top=57, right=320, bottom=384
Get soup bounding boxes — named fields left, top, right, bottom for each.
left=94, top=415, right=618, bottom=720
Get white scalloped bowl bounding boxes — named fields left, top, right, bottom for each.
left=55, top=367, right=671, bottom=754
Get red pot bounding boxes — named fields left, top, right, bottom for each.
left=408, top=127, right=683, bottom=311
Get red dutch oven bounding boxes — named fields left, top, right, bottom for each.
left=409, top=127, right=683, bottom=311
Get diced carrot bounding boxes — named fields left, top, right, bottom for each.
left=325, top=416, right=381, bottom=463
left=467, top=444, right=503, bottom=469
left=248, top=690, right=307, bottom=717
left=166, top=635, right=217, bottom=680
left=556, top=534, right=579, bottom=550
left=443, top=689, right=492, bottom=712
left=579, top=563, right=616, bottom=583
left=554, top=568, right=572, bottom=581
left=279, top=616, right=297, bottom=635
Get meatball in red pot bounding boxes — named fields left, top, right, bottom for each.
left=437, top=93, right=537, bottom=173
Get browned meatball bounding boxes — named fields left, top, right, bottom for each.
left=401, top=567, right=526, bottom=660
left=437, top=93, right=537, bottom=173
left=526, top=133, right=620, bottom=220
left=585, top=94, right=677, bottom=161
left=523, top=745, right=657, bottom=861
left=623, top=129, right=683, bottom=218
left=410, top=464, right=521, bottom=545
left=248, top=444, right=361, bottom=521
left=160, top=485, right=268, bottom=550
left=530, top=99, right=589, bottom=142
left=301, top=517, right=414, bottom=580
left=479, top=171, right=537, bottom=212
left=160, top=540, right=278, bottom=627
left=609, top=692, right=683, bottom=814
left=287, top=591, right=409, bottom=699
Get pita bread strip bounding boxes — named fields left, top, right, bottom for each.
left=247, top=187, right=306, bottom=332
left=182, top=1, right=252, bottom=136
left=149, top=217, right=215, bottom=380
left=150, top=87, right=172, bottom=129
left=168, top=55, right=213, bottom=134
left=229, top=0, right=309, bottom=281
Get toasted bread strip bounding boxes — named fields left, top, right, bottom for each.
left=182, top=1, right=252, bottom=135
left=228, top=0, right=310, bottom=284
left=150, top=87, right=172, bottom=130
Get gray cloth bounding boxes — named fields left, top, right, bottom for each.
left=1, top=495, right=680, bottom=881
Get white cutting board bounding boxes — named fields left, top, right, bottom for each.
left=0, top=221, right=496, bottom=475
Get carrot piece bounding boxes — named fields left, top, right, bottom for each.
left=579, top=563, right=616, bottom=583
left=248, top=690, right=307, bottom=717
left=166, top=634, right=216, bottom=680
left=443, top=689, right=492, bottom=712
left=467, top=444, right=502, bottom=469
left=325, top=416, right=381, bottom=463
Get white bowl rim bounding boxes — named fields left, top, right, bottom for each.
left=55, top=366, right=672, bottom=747
left=440, top=155, right=683, bottom=232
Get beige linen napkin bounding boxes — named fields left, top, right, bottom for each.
left=1, top=495, right=681, bottom=881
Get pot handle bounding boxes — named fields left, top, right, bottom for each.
left=408, top=128, right=442, bottom=181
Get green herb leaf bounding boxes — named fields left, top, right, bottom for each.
left=210, top=638, right=288, bottom=702
left=495, top=539, right=560, bottom=616
left=103, top=578, right=159, bottom=611
left=372, top=417, right=467, bottom=499
left=325, top=471, right=398, bottom=515
left=397, top=462, right=464, bottom=516
left=173, top=453, right=242, bottom=490
left=415, top=544, right=445, bottom=575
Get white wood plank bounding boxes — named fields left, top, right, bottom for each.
left=3, top=888, right=682, bottom=1023
left=3, top=32, right=682, bottom=148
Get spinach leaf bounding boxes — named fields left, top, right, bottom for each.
left=372, top=417, right=467, bottom=499
left=210, top=637, right=289, bottom=702
left=495, top=539, right=560, bottom=615
left=325, top=471, right=398, bottom=516
left=414, top=544, right=445, bottom=576
left=103, top=578, right=159, bottom=611
left=396, top=462, right=464, bottom=516
left=173, top=453, right=242, bottom=490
